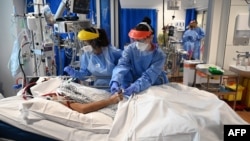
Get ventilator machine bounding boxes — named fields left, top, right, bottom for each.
left=10, top=0, right=91, bottom=88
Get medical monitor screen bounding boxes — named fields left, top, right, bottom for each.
left=72, top=0, right=90, bottom=14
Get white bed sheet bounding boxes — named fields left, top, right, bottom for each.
left=0, top=95, right=111, bottom=141
left=108, top=83, right=249, bottom=141
left=0, top=78, right=117, bottom=140
left=0, top=82, right=248, bottom=141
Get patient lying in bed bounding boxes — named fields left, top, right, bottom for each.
left=1, top=78, right=248, bottom=141
left=43, top=92, right=123, bottom=114
left=21, top=78, right=124, bottom=118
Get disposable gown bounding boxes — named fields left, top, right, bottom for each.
left=182, top=29, right=199, bottom=59
left=111, top=42, right=168, bottom=93
left=193, top=27, right=205, bottom=59
left=73, top=45, right=122, bottom=86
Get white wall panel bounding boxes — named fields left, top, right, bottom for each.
left=224, top=0, right=250, bottom=70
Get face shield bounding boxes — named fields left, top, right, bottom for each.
left=128, top=29, right=152, bottom=40
left=128, top=29, right=153, bottom=51
left=78, top=29, right=99, bottom=41
left=79, top=31, right=98, bottom=53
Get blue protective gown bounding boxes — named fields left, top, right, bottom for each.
left=193, top=27, right=205, bottom=59
left=73, top=45, right=122, bottom=86
left=111, top=42, right=168, bottom=93
left=182, top=29, right=199, bottom=59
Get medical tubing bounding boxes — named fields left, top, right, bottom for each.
left=18, top=42, right=31, bottom=87
left=15, top=77, right=23, bottom=86
left=70, top=48, right=76, bottom=66
left=18, top=47, right=26, bottom=87
left=21, top=82, right=37, bottom=100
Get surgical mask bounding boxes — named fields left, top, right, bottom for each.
left=82, top=45, right=93, bottom=52
left=136, top=42, right=150, bottom=51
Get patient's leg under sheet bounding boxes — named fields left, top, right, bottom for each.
left=108, top=83, right=248, bottom=141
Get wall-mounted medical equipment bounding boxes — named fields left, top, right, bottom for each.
left=167, top=0, right=180, bottom=10
left=233, top=13, right=250, bottom=46
left=174, top=20, right=185, bottom=31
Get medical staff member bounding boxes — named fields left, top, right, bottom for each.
left=110, top=18, right=168, bottom=97
left=182, top=21, right=199, bottom=60
left=192, top=20, right=205, bottom=60
left=64, top=27, right=122, bottom=86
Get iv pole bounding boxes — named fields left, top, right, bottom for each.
left=163, top=0, right=166, bottom=47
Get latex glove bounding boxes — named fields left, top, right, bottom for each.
left=64, top=66, right=76, bottom=76
left=124, top=84, right=137, bottom=97
left=110, top=82, right=120, bottom=94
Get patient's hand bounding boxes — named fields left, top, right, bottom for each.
left=110, top=93, right=123, bottom=104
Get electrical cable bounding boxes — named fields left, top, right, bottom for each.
left=33, top=56, right=42, bottom=75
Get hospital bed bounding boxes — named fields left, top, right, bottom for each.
left=0, top=77, right=248, bottom=141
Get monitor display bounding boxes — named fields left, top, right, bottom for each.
left=71, top=0, right=90, bottom=14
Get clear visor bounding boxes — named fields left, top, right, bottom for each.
left=130, top=38, right=147, bottom=43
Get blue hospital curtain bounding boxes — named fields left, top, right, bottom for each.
left=100, top=0, right=111, bottom=42
left=185, top=8, right=197, bottom=29
left=87, top=0, right=97, bottom=25
left=26, top=0, right=34, bottom=12
left=119, top=8, right=157, bottom=50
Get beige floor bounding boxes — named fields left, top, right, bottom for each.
left=236, top=111, right=250, bottom=123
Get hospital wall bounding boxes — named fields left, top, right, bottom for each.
left=199, top=0, right=249, bottom=70
left=224, top=0, right=250, bottom=69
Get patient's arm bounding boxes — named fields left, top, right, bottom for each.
left=68, top=93, right=123, bottom=114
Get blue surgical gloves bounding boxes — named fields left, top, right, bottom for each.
left=64, top=66, right=76, bottom=77
left=124, top=84, right=137, bottom=97
left=110, top=82, right=138, bottom=97
left=110, top=82, right=120, bottom=94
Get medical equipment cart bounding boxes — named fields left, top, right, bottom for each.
left=194, top=67, right=239, bottom=110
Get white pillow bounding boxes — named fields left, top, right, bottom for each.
left=19, top=98, right=113, bottom=134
